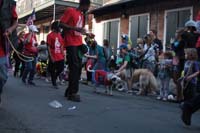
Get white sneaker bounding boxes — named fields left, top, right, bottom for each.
left=162, top=97, right=167, bottom=101
left=156, top=96, right=162, bottom=100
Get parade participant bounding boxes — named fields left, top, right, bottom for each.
left=181, top=94, right=200, bottom=126
left=13, top=31, right=25, bottom=77
left=0, top=0, right=18, bottom=104
left=21, top=25, right=38, bottom=86
left=60, top=0, right=91, bottom=102
left=47, top=21, right=64, bottom=89
left=182, top=48, right=199, bottom=101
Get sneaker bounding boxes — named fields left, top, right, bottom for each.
left=28, top=81, right=36, bottom=86
left=181, top=103, right=192, bottom=126
left=67, top=94, right=81, bottom=102
left=162, top=97, right=167, bottom=101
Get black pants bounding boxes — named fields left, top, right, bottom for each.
left=14, top=54, right=24, bottom=77
left=49, top=60, right=64, bottom=86
left=65, top=46, right=82, bottom=96
left=185, top=94, right=200, bottom=114
left=183, top=82, right=196, bottom=101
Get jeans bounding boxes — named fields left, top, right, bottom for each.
left=22, top=57, right=36, bottom=82
left=0, top=56, right=8, bottom=95
left=159, top=77, right=170, bottom=98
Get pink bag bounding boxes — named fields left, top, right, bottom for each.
left=172, top=56, right=179, bottom=65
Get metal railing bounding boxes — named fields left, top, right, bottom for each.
left=17, top=0, right=103, bottom=15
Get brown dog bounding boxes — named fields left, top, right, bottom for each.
left=130, top=69, right=158, bottom=95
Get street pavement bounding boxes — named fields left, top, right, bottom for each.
left=0, top=74, right=200, bottom=133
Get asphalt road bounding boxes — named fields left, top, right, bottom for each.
left=0, top=75, right=200, bottom=133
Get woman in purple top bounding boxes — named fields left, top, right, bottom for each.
left=182, top=48, right=199, bottom=101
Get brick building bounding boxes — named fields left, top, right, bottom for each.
left=91, top=0, right=200, bottom=52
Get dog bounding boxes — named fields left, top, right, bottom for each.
left=87, top=65, right=123, bottom=95
left=131, top=69, right=158, bottom=95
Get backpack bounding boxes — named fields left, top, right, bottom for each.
left=129, top=52, right=140, bottom=69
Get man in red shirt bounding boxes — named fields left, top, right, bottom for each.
left=0, top=0, right=18, bottom=104
left=60, top=0, right=90, bottom=102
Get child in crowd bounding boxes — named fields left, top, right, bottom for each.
left=134, top=38, right=144, bottom=56
left=181, top=48, right=199, bottom=101
left=157, top=51, right=173, bottom=101
left=47, top=21, right=64, bottom=89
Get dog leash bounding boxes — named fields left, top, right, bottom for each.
left=6, top=36, right=34, bottom=62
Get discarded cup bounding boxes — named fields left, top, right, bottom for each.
left=68, top=106, right=76, bottom=111
left=49, top=100, right=63, bottom=109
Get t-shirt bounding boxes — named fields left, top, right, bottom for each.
left=47, top=32, right=64, bottom=61
left=123, top=53, right=131, bottom=69
left=96, top=45, right=106, bottom=62
left=24, top=33, right=37, bottom=50
left=184, top=61, right=199, bottom=84
left=171, top=40, right=185, bottom=59
left=182, top=31, right=199, bottom=48
left=37, top=44, right=48, bottom=61
left=143, top=44, right=156, bottom=62
left=154, top=38, right=163, bottom=53
left=60, top=7, right=84, bottom=47
left=0, top=4, right=18, bottom=57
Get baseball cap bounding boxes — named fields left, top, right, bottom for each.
left=28, top=25, right=38, bottom=32
left=185, top=20, right=197, bottom=28
left=118, top=44, right=128, bottom=50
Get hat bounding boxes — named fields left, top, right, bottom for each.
left=121, top=34, right=128, bottom=40
left=118, top=44, right=128, bottom=50
left=185, top=20, right=197, bottom=28
left=28, top=25, right=38, bottom=32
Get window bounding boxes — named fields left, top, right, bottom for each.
left=103, top=19, right=120, bottom=55
left=164, top=7, right=192, bottom=47
left=129, top=14, right=149, bottom=46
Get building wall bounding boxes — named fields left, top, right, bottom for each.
left=94, top=0, right=200, bottom=47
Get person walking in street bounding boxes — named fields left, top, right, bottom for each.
left=21, top=25, right=38, bottom=86
left=60, top=0, right=91, bottom=102
left=47, top=21, right=64, bottom=89
left=0, top=0, right=18, bottom=104
left=181, top=94, right=200, bottom=126
left=13, top=31, right=25, bottom=77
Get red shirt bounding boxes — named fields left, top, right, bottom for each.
left=47, top=32, right=64, bottom=61
left=60, top=7, right=84, bottom=47
left=24, top=33, right=37, bottom=49
left=0, top=5, right=18, bottom=57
